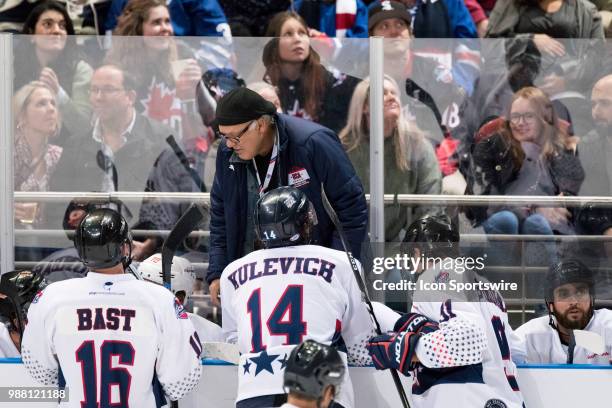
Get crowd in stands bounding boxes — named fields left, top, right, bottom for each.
left=4, top=0, right=612, bottom=297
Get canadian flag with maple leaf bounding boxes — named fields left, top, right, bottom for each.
left=141, top=78, right=183, bottom=138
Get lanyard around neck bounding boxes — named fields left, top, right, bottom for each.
left=252, top=129, right=279, bottom=197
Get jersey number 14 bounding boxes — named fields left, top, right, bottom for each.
left=247, top=285, right=307, bottom=353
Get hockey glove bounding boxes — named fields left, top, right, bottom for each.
left=394, top=312, right=439, bottom=335
left=367, top=331, right=421, bottom=376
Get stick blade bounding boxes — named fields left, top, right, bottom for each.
left=161, top=203, right=206, bottom=289
left=201, top=342, right=240, bottom=364
left=573, top=329, right=606, bottom=355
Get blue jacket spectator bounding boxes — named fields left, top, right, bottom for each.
left=106, top=0, right=231, bottom=37
left=208, top=112, right=368, bottom=285
left=293, top=0, right=369, bottom=38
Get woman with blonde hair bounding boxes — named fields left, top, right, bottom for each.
left=106, top=0, right=204, bottom=141
left=470, top=86, right=584, bottom=265
left=339, top=75, right=442, bottom=242
left=16, top=1, right=92, bottom=143
left=13, top=82, right=62, bottom=227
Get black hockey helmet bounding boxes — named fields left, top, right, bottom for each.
left=0, top=270, right=47, bottom=336
left=284, top=340, right=345, bottom=400
left=254, top=186, right=317, bottom=249
left=403, top=214, right=459, bottom=256
left=201, top=68, right=245, bottom=100
left=74, top=208, right=132, bottom=269
left=545, top=259, right=595, bottom=302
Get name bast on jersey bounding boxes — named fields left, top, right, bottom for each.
left=221, top=245, right=375, bottom=407
left=21, top=272, right=202, bottom=408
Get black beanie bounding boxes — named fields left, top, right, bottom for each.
left=215, top=87, right=276, bottom=126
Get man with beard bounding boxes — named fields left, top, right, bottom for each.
left=515, top=259, right=612, bottom=364
left=574, top=75, right=612, bottom=262
left=578, top=75, right=612, bottom=197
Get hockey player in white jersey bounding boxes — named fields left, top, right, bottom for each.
left=515, top=259, right=612, bottom=364
left=0, top=270, right=46, bottom=357
left=21, top=208, right=202, bottom=407
left=367, top=215, right=525, bottom=408
left=138, top=253, right=225, bottom=344
left=221, top=186, right=374, bottom=408
left=281, top=339, right=346, bottom=408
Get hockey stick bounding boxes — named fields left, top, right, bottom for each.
left=573, top=330, right=605, bottom=356
left=320, top=184, right=411, bottom=408
left=161, top=203, right=207, bottom=408
left=161, top=203, right=207, bottom=290
left=166, top=135, right=207, bottom=193
left=201, top=342, right=240, bottom=364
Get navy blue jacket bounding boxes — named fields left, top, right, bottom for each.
left=207, top=114, right=368, bottom=283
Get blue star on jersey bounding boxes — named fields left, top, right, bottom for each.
left=242, top=360, right=251, bottom=375
left=249, top=350, right=279, bottom=376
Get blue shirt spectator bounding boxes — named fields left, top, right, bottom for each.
left=293, top=0, right=369, bottom=38
left=106, top=0, right=231, bottom=38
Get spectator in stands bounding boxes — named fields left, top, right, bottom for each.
left=395, top=0, right=477, bottom=39
left=262, top=11, right=359, bottom=133
left=49, top=64, right=173, bottom=260
left=575, top=75, right=612, bottom=257
left=367, top=1, right=466, bottom=182
left=590, top=0, right=612, bottom=36
left=470, top=87, right=584, bottom=264
left=218, top=0, right=290, bottom=37
left=390, top=0, right=480, bottom=96
left=486, top=0, right=604, bottom=40
left=248, top=82, right=283, bottom=113
left=485, top=0, right=605, bottom=136
left=578, top=75, right=612, bottom=197
left=136, top=68, right=247, bottom=272
left=293, top=0, right=369, bottom=38
left=207, top=87, right=367, bottom=306
left=13, top=82, right=62, bottom=228
left=339, top=76, right=442, bottom=241
left=106, top=0, right=206, bottom=144
left=106, top=0, right=231, bottom=38
left=15, top=1, right=93, bottom=144
left=464, top=0, right=490, bottom=37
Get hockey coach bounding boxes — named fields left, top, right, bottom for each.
left=207, top=87, right=367, bottom=305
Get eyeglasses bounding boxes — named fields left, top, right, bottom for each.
left=88, top=87, right=125, bottom=97
left=509, top=112, right=538, bottom=125
left=554, top=286, right=590, bottom=302
left=217, top=120, right=255, bottom=145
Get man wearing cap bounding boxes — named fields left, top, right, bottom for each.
left=207, top=87, right=367, bottom=305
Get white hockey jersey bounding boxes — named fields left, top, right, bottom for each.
left=515, top=309, right=612, bottom=364
left=0, top=322, right=20, bottom=358
left=220, top=245, right=375, bottom=407
left=410, top=263, right=525, bottom=408
left=21, top=271, right=202, bottom=408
